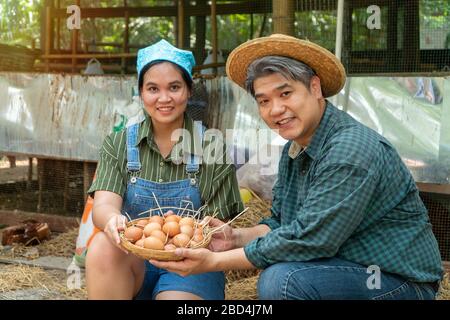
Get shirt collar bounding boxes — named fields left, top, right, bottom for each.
left=135, top=112, right=202, bottom=156
left=288, top=100, right=337, bottom=160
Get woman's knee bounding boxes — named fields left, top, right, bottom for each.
left=86, top=232, right=124, bottom=270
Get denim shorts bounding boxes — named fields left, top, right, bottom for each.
left=134, top=261, right=225, bottom=300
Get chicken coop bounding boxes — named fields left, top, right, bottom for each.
left=0, top=0, right=449, bottom=274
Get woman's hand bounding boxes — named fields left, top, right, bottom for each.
left=149, top=248, right=216, bottom=277
left=207, top=218, right=236, bottom=252
left=103, top=214, right=129, bottom=254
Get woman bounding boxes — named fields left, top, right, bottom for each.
left=85, top=39, right=244, bottom=300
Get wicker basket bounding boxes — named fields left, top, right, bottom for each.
left=119, top=217, right=212, bottom=261
left=0, top=43, right=40, bottom=72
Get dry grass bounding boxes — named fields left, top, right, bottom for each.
left=437, top=273, right=450, bottom=300
left=224, top=195, right=271, bottom=300
left=226, top=275, right=260, bottom=300
left=0, top=264, right=87, bottom=300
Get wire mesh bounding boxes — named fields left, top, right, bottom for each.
left=420, top=192, right=450, bottom=262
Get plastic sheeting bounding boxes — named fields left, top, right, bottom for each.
left=204, top=76, right=450, bottom=185
left=0, top=72, right=137, bottom=161
left=1, top=72, right=449, bottom=184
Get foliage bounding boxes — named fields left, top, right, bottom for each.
left=0, top=0, right=42, bottom=47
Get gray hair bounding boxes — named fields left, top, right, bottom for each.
left=244, top=56, right=317, bottom=97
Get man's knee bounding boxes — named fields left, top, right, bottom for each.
left=257, top=262, right=318, bottom=300
left=257, top=263, right=292, bottom=300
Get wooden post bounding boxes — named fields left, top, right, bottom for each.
left=122, top=0, right=129, bottom=74
left=37, top=159, right=44, bottom=213
left=83, top=162, right=90, bottom=202
left=56, top=0, right=61, bottom=51
left=387, top=1, right=399, bottom=72
left=177, top=0, right=185, bottom=48
left=63, top=161, right=69, bottom=211
left=27, top=157, right=33, bottom=190
left=250, top=13, right=254, bottom=39
left=272, top=0, right=295, bottom=36
left=195, top=0, right=206, bottom=64
left=183, top=0, right=190, bottom=49
left=45, top=6, right=52, bottom=72
left=342, top=0, right=352, bottom=73
left=211, top=0, right=218, bottom=74
left=404, top=0, right=420, bottom=72
left=71, top=0, right=81, bottom=73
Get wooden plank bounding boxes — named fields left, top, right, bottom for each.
left=417, top=183, right=450, bottom=195
left=49, top=1, right=271, bottom=19
left=41, top=52, right=136, bottom=59
left=0, top=210, right=80, bottom=233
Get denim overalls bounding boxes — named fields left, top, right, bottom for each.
left=122, top=120, right=225, bottom=300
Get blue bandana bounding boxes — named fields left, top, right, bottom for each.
left=136, top=39, right=195, bottom=81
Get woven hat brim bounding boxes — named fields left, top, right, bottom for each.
left=226, top=35, right=346, bottom=98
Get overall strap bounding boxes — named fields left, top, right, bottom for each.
left=186, top=121, right=205, bottom=174
left=126, top=123, right=142, bottom=173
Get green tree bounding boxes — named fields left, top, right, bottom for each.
left=0, top=0, right=42, bottom=47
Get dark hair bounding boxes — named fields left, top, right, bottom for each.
left=245, top=56, right=317, bottom=97
left=138, top=60, right=193, bottom=94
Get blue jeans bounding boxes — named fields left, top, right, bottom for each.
left=257, top=258, right=438, bottom=300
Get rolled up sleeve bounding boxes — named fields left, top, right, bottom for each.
left=87, top=134, right=126, bottom=198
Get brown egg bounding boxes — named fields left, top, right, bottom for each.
left=124, top=226, right=143, bottom=243
left=162, top=221, right=181, bottom=237
left=189, top=240, right=198, bottom=248
left=143, top=236, right=165, bottom=250
left=143, top=222, right=162, bottom=237
left=164, top=244, right=177, bottom=251
left=150, top=229, right=167, bottom=244
left=135, top=219, right=149, bottom=227
left=135, top=239, right=145, bottom=247
left=149, top=215, right=164, bottom=226
left=165, top=215, right=181, bottom=223
left=173, top=233, right=191, bottom=247
left=194, top=226, right=203, bottom=235
left=179, top=224, right=194, bottom=238
left=193, top=228, right=203, bottom=242
left=179, top=217, right=195, bottom=228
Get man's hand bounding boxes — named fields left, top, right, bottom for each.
left=149, top=248, right=216, bottom=277
left=104, top=214, right=129, bottom=254
left=207, top=218, right=236, bottom=252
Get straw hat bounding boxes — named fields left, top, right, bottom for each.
left=226, top=34, right=346, bottom=97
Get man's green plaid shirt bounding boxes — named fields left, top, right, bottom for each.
left=244, top=102, right=443, bottom=282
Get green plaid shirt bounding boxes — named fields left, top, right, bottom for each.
left=244, top=102, right=443, bottom=282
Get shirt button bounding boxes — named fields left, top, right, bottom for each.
left=301, top=170, right=307, bottom=175
left=158, top=178, right=164, bottom=182
left=159, top=161, right=164, bottom=167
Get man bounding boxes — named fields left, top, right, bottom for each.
left=150, top=34, right=443, bottom=300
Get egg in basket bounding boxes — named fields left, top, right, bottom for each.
left=119, top=201, right=247, bottom=261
